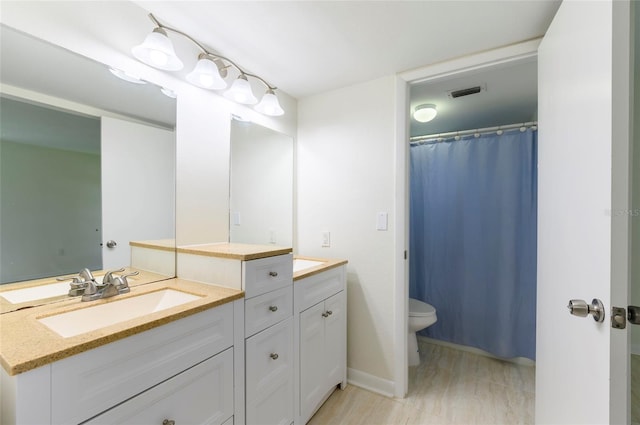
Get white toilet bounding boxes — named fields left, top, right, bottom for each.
left=408, top=298, right=437, bottom=366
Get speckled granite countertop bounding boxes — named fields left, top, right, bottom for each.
left=177, top=243, right=292, bottom=260
left=293, top=256, right=348, bottom=281
left=0, top=279, right=243, bottom=376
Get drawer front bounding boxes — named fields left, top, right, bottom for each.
left=245, top=285, right=293, bottom=337
left=52, top=302, right=235, bottom=425
left=243, top=254, right=293, bottom=298
left=246, top=317, right=293, bottom=425
left=85, top=348, right=234, bottom=425
left=296, top=266, right=344, bottom=312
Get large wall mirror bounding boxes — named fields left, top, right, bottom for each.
left=0, top=25, right=177, bottom=303
left=229, top=118, right=293, bottom=247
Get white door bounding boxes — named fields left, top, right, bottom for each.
left=536, top=1, right=632, bottom=423
left=101, top=117, right=175, bottom=270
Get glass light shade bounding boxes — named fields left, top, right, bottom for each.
left=108, top=67, right=146, bottom=84
left=131, top=28, right=183, bottom=71
left=413, top=104, right=438, bottom=123
left=186, top=57, right=227, bottom=90
left=224, top=75, right=258, bottom=105
left=254, top=90, right=284, bottom=116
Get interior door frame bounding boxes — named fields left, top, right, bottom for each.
left=394, top=39, right=541, bottom=398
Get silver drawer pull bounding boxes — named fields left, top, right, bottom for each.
left=270, top=353, right=279, bottom=360
left=269, top=271, right=278, bottom=277
left=163, top=420, right=175, bottom=425
left=322, top=312, right=329, bottom=318
left=326, top=310, right=333, bottom=316
left=269, top=305, right=278, bottom=312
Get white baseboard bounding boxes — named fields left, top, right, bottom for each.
left=347, top=368, right=395, bottom=398
left=418, top=336, right=536, bottom=367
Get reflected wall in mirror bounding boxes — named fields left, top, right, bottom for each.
left=0, top=25, right=177, bottom=300
left=229, top=118, right=293, bottom=247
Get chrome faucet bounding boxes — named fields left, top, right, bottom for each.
left=81, top=269, right=138, bottom=302
left=57, top=268, right=97, bottom=297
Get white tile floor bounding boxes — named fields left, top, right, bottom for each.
left=309, top=339, right=535, bottom=425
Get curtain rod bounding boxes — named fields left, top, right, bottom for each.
left=409, top=121, right=538, bottom=144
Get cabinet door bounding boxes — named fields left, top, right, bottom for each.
left=85, top=348, right=234, bottom=425
left=299, top=301, right=326, bottom=423
left=324, top=291, right=345, bottom=388
left=246, top=317, right=293, bottom=425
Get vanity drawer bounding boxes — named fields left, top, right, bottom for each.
left=246, top=317, right=293, bottom=425
left=295, top=266, right=344, bottom=312
left=245, top=285, right=293, bottom=337
left=51, top=302, right=235, bottom=425
left=85, top=348, right=234, bottom=425
left=243, top=254, right=293, bottom=298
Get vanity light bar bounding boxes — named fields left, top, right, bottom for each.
left=132, top=13, right=285, bottom=117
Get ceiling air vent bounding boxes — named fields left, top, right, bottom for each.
left=448, top=84, right=486, bottom=99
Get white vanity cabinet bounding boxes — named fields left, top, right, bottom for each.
left=243, top=254, right=294, bottom=425
left=1, top=300, right=240, bottom=425
left=84, top=348, right=234, bottom=424
left=294, top=265, right=347, bottom=425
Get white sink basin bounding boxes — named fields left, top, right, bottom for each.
left=38, top=289, right=202, bottom=338
left=293, top=259, right=325, bottom=273
left=0, top=275, right=136, bottom=304
left=1, top=281, right=71, bottom=304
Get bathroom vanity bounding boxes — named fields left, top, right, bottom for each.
left=293, top=258, right=348, bottom=425
left=0, top=245, right=347, bottom=425
left=0, top=279, right=243, bottom=424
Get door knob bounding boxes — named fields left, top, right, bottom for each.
left=105, top=240, right=117, bottom=248
left=567, top=298, right=605, bottom=322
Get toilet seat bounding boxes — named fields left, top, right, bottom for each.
left=409, top=298, right=436, bottom=317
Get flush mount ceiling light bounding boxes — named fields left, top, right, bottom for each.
left=413, top=104, right=438, bottom=123
left=131, top=13, right=284, bottom=117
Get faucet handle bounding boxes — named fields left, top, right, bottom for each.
left=103, top=268, right=126, bottom=284
left=119, top=271, right=139, bottom=290
left=78, top=268, right=95, bottom=282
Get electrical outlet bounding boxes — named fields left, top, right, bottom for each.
left=322, top=231, right=331, bottom=247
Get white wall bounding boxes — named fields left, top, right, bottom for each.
left=0, top=0, right=298, bottom=250
left=297, top=76, right=399, bottom=392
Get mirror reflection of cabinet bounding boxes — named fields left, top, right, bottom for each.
left=229, top=119, right=293, bottom=247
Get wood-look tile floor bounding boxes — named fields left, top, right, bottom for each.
left=308, top=340, right=535, bottom=425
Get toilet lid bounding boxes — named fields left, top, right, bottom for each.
left=409, top=298, right=436, bottom=317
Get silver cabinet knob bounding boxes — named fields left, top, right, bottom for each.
left=105, top=240, right=117, bottom=248
left=269, top=305, right=278, bottom=312
left=567, top=298, right=605, bottom=322
left=270, top=353, right=279, bottom=360
left=269, top=271, right=278, bottom=277
left=162, top=420, right=175, bottom=425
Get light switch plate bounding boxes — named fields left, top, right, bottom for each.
left=377, top=212, right=388, bottom=231
left=322, top=231, right=331, bottom=247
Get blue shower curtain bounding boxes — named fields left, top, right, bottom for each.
left=409, top=129, right=537, bottom=360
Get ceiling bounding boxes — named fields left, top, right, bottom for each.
left=134, top=1, right=562, bottom=99
left=409, top=58, right=538, bottom=137
left=0, top=1, right=562, bottom=137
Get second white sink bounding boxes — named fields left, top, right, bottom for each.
left=293, top=259, right=325, bottom=273
left=38, top=289, right=202, bottom=338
